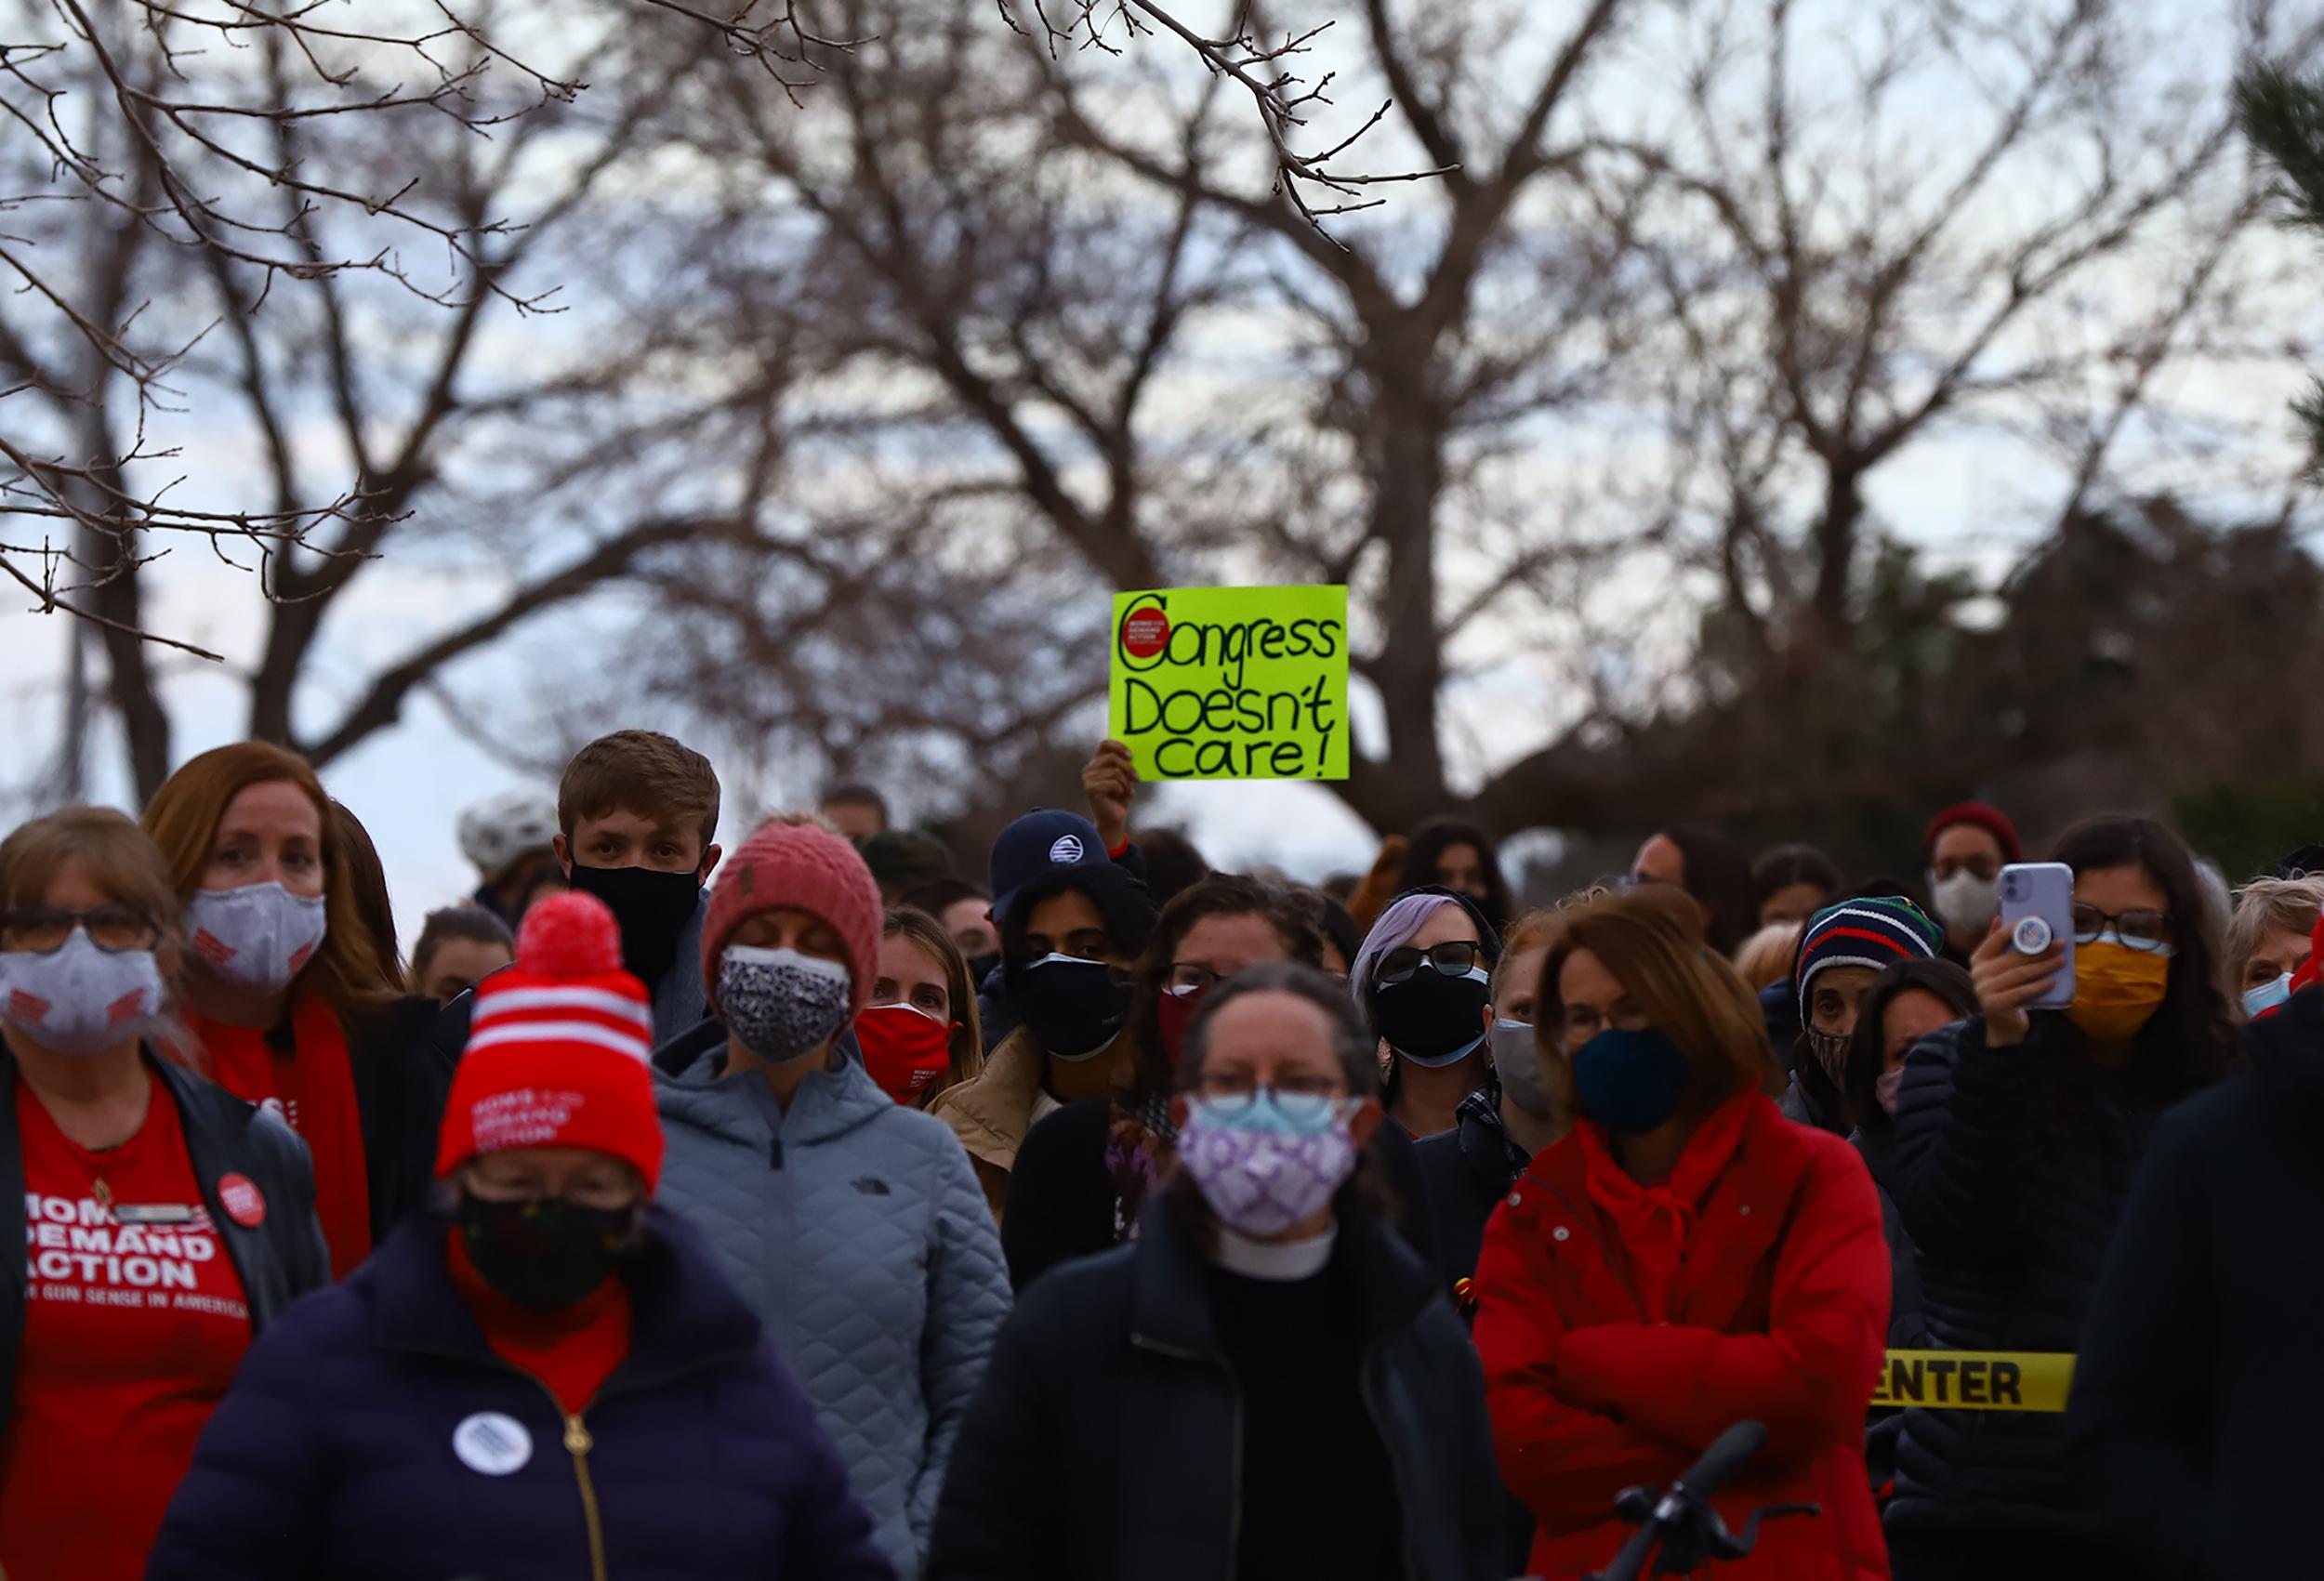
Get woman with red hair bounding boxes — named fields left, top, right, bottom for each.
left=144, top=742, right=449, bottom=1273
left=1472, top=888, right=1892, bottom=1580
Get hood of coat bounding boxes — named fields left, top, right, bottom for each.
left=655, top=1027, right=891, bottom=1148
left=2244, top=982, right=2324, bottom=1120
left=1453, top=1075, right=1528, bottom=1192
left=1781, top=1061, right=1848, bottom=1137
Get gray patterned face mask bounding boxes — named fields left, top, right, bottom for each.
left=719, top=945, right=852, bottom=1064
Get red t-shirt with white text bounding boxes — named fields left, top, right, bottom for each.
left=0, top=1077, right=252, bottom=1581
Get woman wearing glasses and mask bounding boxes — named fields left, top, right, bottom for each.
left=1350, top=889, right=1503, bottom=1140
left=1883, top=817, right=2237, bottom=1581
left=152, top=892, right=892, bottom=1581
left=0, top=810, right=329, bottom=1581
left=1472, top=888, right=1891, bottom=1581
left=930, top=963, right=1506, bottom=1581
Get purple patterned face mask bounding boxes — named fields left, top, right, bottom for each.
left=1175, top=1100, right=1358, bottom=1238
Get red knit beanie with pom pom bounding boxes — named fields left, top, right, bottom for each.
left=436, top=890, right=665, bottom=1192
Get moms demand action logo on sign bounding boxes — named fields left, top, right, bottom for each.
left=1107, top=586, right=1350, bottom=783
left=22, top=1193, right=248, bottom=1318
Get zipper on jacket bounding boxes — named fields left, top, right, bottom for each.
left=518, top=1375, right=611, bottom=1581
left=562, top=1410, right=609, bottom=1581
left=1131, top=1333, right=1244, bottom=1580
left=393, top=1324, right=759, bottom=1581
left=1358, top=1337, right=1425, bottom=1581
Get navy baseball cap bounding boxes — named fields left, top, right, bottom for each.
left=990, top=809, right=1113, bottom=925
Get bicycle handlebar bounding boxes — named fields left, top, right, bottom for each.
left=1670, top=1420, right=1767, bottom=1506
left=1588, top=1419, right=1812, bottom=1581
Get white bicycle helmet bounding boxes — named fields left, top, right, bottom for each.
left=457, top=789, right=559, bottom=877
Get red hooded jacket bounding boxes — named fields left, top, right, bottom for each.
left=1472, top=1090, right=1891, bottom=1580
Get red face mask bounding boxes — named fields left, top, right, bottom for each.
left=854, top=1004, right=955, bottom=1104
left=1155, top=984, right=1211, bottom=1071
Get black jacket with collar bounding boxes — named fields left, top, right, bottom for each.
left=343, top=995, right=458, bottom=1247
left=2063, top=984, right=2324, bottom=1579
left=1409, top=1077, right=1529, bottom=1295
left=926, top=1198, right=1505, bottom=1581
left=0, top=1047, right=331, bottom=1429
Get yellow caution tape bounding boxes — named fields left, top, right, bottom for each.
left=1872, top=1350, right=2077, bottom=1414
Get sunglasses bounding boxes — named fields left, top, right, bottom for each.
left=1373, top=940, right=1485, bottom=986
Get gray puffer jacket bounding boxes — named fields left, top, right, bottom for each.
left=656, top=1038, right=1010, bottom=1581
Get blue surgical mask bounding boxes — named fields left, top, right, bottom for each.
left=1570, top=1026, right=1691, bottom=1136
left=2244, top=973, right=2295, bottom=1020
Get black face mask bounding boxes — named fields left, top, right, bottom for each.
left=1370, top=968, right=1492, bottom=1066
left=456, top=1194, right=642, bottom=1313
left=567, top=863, right=701, bottom=987
left=966, top=952, right=1003, bottom=993
left=1009, top=954, right=1130, bottom=1060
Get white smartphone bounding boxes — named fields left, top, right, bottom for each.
left=1999, top=863, right=2076, bottom=1011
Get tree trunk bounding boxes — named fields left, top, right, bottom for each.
left=246, top=576, right=327, bottom=747
left=1335, top=336, right=1452, bottom=836
left=73, top=402, right=171, bottom=805
left=1807, top=464, right=1866, bottom=646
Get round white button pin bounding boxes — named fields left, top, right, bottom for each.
left=453, top=1412, right=533, bottom=1476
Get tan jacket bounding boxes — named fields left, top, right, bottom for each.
left=928, top=1027, right=1046, bottom=1221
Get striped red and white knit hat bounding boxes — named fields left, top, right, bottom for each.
left=435, top=890, right=665, bottom=1192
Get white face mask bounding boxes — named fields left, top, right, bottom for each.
left=0, top=930, right=165, bottom=1056
left=1487, top=1018, right=1552, bottom=1116
left=186, top=883, right=328, bottom=996
left=1927, top=870, right=2000, bottom=937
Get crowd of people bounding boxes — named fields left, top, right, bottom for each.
left=2, top=722, right=2319, bottom=1579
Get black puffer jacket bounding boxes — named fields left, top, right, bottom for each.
left=0, top=1047, right=331, bottom=1429
left=2063, top=985, right=2324, bottom=1578
left=1884, top=1015, right=2174, bottom=1551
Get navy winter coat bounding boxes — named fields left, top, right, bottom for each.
left=1884, top=1015, right=2176, bottom=1555
left=146, top=1206, right=895, bottom=1581
left=2063, top=985, right=2324, bottom=1577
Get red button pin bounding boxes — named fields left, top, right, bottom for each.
left=218, top=1173, right=267, bottom=1229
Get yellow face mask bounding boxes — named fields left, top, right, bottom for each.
left=2067, top=941, right=2171, bottom=1045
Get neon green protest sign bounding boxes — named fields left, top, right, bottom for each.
left=1108, top=586, right=1350, bottom=781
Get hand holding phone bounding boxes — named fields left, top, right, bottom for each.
left=1981, top=863, right=2074, bottom=1047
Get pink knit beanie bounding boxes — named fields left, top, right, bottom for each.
left=701, top=819, right=884, bottom=1020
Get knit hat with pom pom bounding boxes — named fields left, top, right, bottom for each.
left=701, top=816, right=885, bottom=1021
left=436, top=890, right=665, bottom=1192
